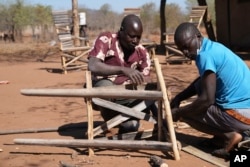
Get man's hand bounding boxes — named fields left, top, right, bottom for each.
left=122, top=67, right=145, bottom=85
left=171, top=108, right=181, bottom=122
left=170, top=96, right=181, bottom=108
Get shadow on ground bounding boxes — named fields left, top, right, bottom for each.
left=57, top=121, right=104, bottom=139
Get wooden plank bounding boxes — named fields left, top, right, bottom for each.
left=165, top=45, right=184, bottom=56
left=20, top=88, right=163, bottom=100
left=182, top=144, right=229, bottom=167
left=64, top=52, right=89, bottom=65
left=92, top=98, right=156, bottom=123
left=64, top=64, right=87, bottom=70
left=124, top=8, right=140, bottom=17
left=93, top=114, right=130, bottom=136
left=62, top=55, right=88, bottom=64
left=61, top=46, right=91, bottom=52
left=238, top=139, right=250, bottom=150
left=14, top=138, right=174, bottom=152
left=92, top=99, right=156, bottom=136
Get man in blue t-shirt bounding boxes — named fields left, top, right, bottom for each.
left=171, top=22, right=250, bottom=159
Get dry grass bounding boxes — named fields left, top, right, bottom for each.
left=0, top=42, right=60, bottom=63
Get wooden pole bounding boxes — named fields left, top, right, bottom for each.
left=153, top=58, right=180, bottom=160
left=72, top=0, right=80, bottom=46
left=20, top=89, right=163, bottom=100
left=85, top=70, right=94, bottom=156
left=14, top=138, right=173, bottom=152
left=0, top=128, right=58, bottom=135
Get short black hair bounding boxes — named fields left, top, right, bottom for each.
left=120, top=14, right=142, bottom=31
left=174, top=22, right=200, bottom=46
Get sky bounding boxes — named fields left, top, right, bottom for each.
left=25, top=0, right=187, bottom=13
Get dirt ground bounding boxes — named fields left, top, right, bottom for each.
left=1, top=42, right=248, bottom=167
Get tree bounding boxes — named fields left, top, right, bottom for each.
left=140, top=3, right=158, bottom=36
left=12, top=1, right=30, bottom=41
left=99, top=4, right=117, bottom=31
left=165, top=3, right=187, bottom=33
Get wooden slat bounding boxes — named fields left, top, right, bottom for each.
left=93, top=114, right=130, bottom=136
left=93, top=98, right=156, bottom=123
left=20, top=88, right=163, bottom=100
left=62, top=53, right=89, bottom=63
left=165, top=45, right=184, bottom=56
left=124, top=8, right=141, bottom=17
left=189, top=6, right=207, bottom=30
left=63, top=64, right=87, bottom=69
left=61, top=46, right=90, bottom=51
left=182, top=144, right=229, bottom=167
left=92, top=98, right=156, bottom=137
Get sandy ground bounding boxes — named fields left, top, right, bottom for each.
left=1, top=42, right=245, bottom=167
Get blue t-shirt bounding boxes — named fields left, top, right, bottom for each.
left=196, top=38, right=250, bottom=109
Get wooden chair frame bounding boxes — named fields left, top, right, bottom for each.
left=52, top=10, right=91, bottom=74
left=85, top=58, right=180, bottom=159
left=17, top=58, right=180, bottom=160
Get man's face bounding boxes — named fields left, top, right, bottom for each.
left=120, top=23, right=142, bottom=51
left=177, top=34, right=199, bottom=60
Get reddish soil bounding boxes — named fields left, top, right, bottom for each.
left=1, top=42, right=247, bottom=167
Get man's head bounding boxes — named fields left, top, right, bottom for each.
left=118, top=14, right=143, bottom=52
left=174, top=22, right=202, bottom=60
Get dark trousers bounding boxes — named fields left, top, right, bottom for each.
left=93, top=79, right=158, bottom=133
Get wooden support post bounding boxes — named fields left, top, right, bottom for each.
left=157, top=100, right=163, bottom=141
left=153, top=58, right=180, bottom=160
left=61, top=56, right=67, bottom=74
left=86, top=71, right=94, bottom=156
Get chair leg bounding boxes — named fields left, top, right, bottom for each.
left=61, top=56, right=67, bottom=74
left=153, top=58, right=180, bottom=160
left=85, top=70, right=94, bottom=156
left=157, top=100, right=163, bottom=141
